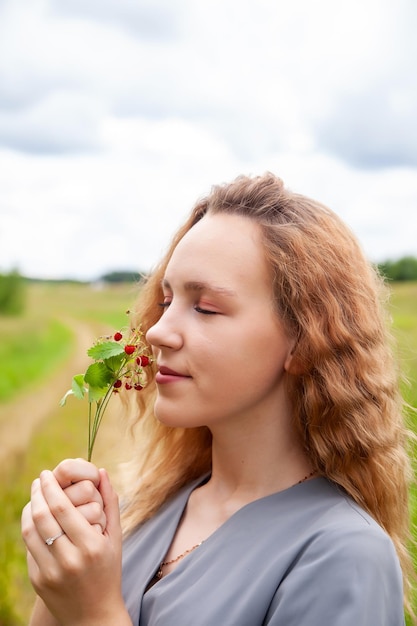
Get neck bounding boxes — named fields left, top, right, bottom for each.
left=205, top=410, right=312, bottom=505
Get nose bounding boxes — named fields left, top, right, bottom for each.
left=146, top=308, right=183, bottom=351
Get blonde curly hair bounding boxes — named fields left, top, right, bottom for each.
left=120, top=173, right=415, bottom=614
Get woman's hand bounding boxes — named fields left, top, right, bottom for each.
left=26, top=459, right=108, bottom=626
left=53, top=458, right=107, bottom=533
left=22, top=466, right=132, bottom=626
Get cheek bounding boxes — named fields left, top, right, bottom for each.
left=207, top=341, right=285, bottom=390
left=224, top=323, right=290, bottom=368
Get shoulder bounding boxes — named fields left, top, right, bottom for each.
left=268, top=481, right=403, bottom=626
left=293, top=478, right=401, bottom=572
left=305, top=505, right=400, bottom=578
left=264, top=479, right=404, bottom=625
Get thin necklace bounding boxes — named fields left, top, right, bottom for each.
left=156, top=470, right=316, bottom=580
left=296, top=470, right=315, bottom=484
left=157, top=541, right=204, bottom=579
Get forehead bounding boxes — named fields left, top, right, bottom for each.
left=164, top=213, right=271, bottom=294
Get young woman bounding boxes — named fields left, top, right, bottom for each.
left=22, top=173, right=414, bottom=625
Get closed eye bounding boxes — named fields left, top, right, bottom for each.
left=157, top=301, right=217, bottom=315
left=194, top=305, right=217, bottom=315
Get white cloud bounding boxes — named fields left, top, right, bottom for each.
left=0, top=0, right=415, bottom=279
left=0, top=92, right=104, bottom=153
left=49, top=0, right=187, bottom=41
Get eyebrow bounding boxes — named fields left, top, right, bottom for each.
left=161, top=279, right=237, bottom=298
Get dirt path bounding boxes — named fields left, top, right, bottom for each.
left=0, top=318, right=95, bottom=468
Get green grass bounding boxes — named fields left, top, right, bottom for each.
left=0, top=399, right=89, bottom=623
left=27, top=281, right=139, bottom=327
left=0, top=318, right=73, bottom=402
left=0, top=283, right=138, bottom=406
left=390, top=284, right=417, bottom=625
left=0, top=281, right=416, bottom=625
left=0, top=282, right=138, bottom=625
left=390, top=282, right=417, bottom=412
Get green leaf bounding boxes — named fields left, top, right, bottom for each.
left=87, top=341, right=125, bottom=361
left=84, top=362, right=114, bottom=388
left=59, top=374, right=86, bottom=405
left=88, top=386, right=108, bottom=402
left=104, top=353, right=125, bottom=373
left=72, top=374, right=86, bottom=400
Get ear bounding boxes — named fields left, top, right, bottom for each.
left=284, top=342, right=306, bottom=376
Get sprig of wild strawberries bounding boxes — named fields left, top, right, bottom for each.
left=60, top=326, right=153, bottom=461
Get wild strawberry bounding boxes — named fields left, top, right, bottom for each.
left=124, top=345, right=135, bottom=355
left=114, top=332, right=123, bottom=341
left=134, top=383, right=143, bottom=391
left=136, top=355, right=150, bottom=367
left=113, top=379, right=122, bottom=388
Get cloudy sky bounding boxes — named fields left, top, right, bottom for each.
left=0, top=0, right=416, bottom=280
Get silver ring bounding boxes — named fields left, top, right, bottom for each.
left=45, top=530, right=65, bottom=546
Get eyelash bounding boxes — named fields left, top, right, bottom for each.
left=157, top=302, right=216, bottom=315
left=194, top=305, right=216, bottom=315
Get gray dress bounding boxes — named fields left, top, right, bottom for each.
left=122, top=476, right=404, bottom=625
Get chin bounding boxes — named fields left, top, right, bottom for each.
left=154, top=407, right=205, bottom=430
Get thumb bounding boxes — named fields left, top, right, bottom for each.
left=98, top=468, right=122, bottom=542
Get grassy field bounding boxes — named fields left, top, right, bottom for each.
left=0, top=281, right=138, bottom=403
left=0, top=315, right=72, bottom=402
left=0, top=281, right=416, bottom=625
left=0, top=282, right=139, bottom=625
left=390, top=281, right=417, bottom=411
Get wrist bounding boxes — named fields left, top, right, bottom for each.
left=29, top=597, right=60, bottom=626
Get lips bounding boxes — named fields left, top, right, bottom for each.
left=159, top=365, right=184, bottom=377
left=156, top=365, right=191, bottom=384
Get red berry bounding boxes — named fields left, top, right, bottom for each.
left=125, top=383, right=132, bottom=390
left=134, top=383, right=143, bottom=391
left=114, top=332, right=123, bottom=341
left=124, top=345, right=135, bottom=355
left=113, top=379, right=122, bottom=388
left=136, top=355, right=150, bottom=367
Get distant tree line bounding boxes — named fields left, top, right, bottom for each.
left=99, top=270, right=143, bottom=283
left=377, top=256, right=417, bottom=282
left=1, top=258, right=415, bottom=318
left=24, top=270, right=145, bottom=285
left=0, top=270, right=25, bottom=315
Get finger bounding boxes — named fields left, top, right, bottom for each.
left=22, top=501, right=46, bottom=591
left=73, top=502, right=106, bottom=531
left=53, top=458, right=101, bottom=489
left=64, top=480, right=106, bottom=532
left=64, top=479, right=104, bottom=508
left=30, top=477, right=64, bottom=541
left=39, top=470, right=96, bottom=541
left=26, top=549, right=40, bottom=584
left=21, top=499, right=40, bottom=549
left=98, top=469, right=121, bottom=542
left=22, top=478, right=67, bottom=566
